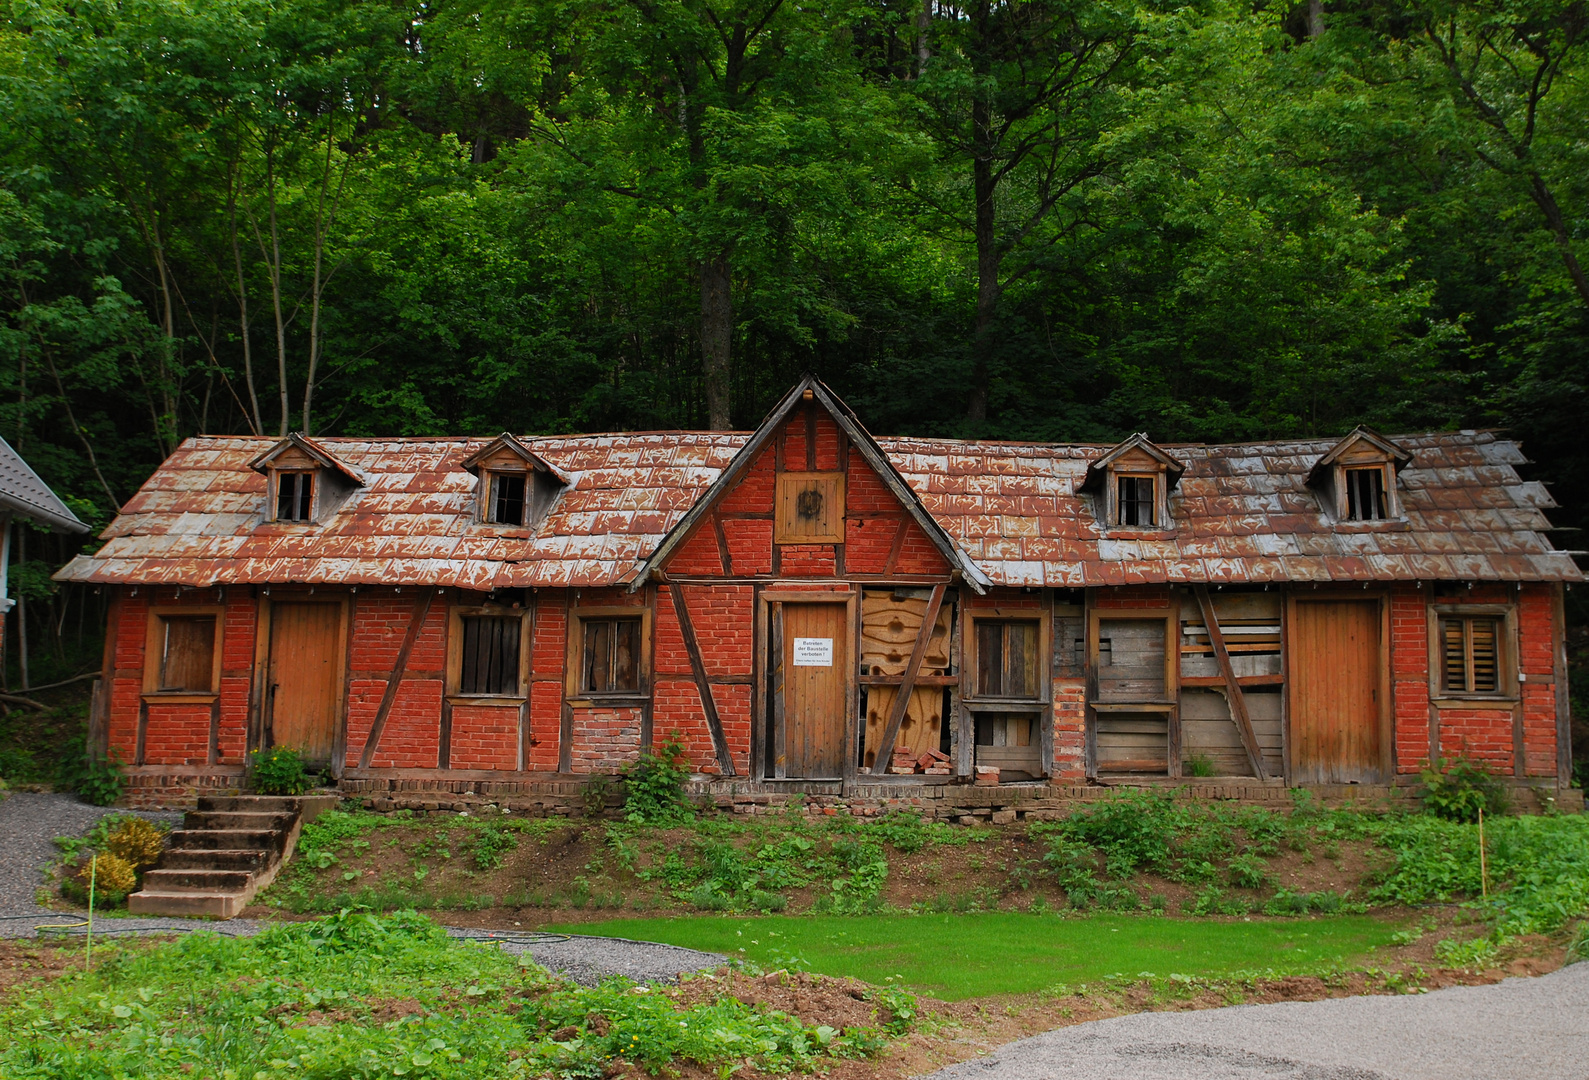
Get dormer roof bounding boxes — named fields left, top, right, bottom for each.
left=1079, top=433, right=1186, bottom=494
left=1306, top=427, right=1413, bottom=487
left=460, top=432, right=572, bottom=484
left=248, top=432, right=365, bottom=487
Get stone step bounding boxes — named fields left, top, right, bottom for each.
left=128, top=891, right=249, bottom=919
left=197, top=793, right=341, bottom=822
left=142, top=868, right=253, bottom=892
left=183, top=810, right=296, bottom=832
left=159, top=848, right=273, bottom=872
left=166, top=828, right=284, bottom=851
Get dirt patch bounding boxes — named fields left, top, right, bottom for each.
left=0, top=935, right=175, bottom=1004
left=671, top=967, right=886, bottom=1032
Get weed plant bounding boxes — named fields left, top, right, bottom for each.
left=0, top=910, right=900, bottom=1078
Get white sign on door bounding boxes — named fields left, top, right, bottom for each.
left=792, top=637, right=834, bottom=667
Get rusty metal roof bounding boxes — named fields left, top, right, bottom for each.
left=55, top=427, right=1580, bottom=589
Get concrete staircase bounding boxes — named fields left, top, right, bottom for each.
left=129, top=794, right=338, bottom=918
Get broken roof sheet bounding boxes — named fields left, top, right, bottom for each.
left=55, top=428, right=1581, bottom=589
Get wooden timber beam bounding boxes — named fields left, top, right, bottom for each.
left=872, top=582, right=947, bottom=769
left=669, top=584, right=738, bottom=777
left=359, top=586, right=437, bottom=770
left=1192, top=584, right=1268, bottom=780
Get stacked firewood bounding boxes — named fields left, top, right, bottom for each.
left=886, top=747, right=952, bottom=776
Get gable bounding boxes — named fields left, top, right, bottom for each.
left=656, top=407, right=950, bottom=579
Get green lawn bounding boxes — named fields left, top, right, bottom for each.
left=547, top=913, right=1402, bottom=1000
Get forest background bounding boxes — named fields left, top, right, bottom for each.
left=0, top=0, right=1586, bottom=726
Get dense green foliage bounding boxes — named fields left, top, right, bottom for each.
left=1418, top=756, right=1512, bottom=823
left=620, top=736, right=694, bottom=826
left=1, top=0, right=1586, bottom=542
left=0, top=910, right=905, bottom=1078
left=249, top=745, right=314, bottom=796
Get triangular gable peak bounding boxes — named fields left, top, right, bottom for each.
left=1078, top=434, right=1185, bottom=532
left=248, top=432, right=365, bottom=487
left=633, top=376, right=990, bottom=592
left=1306, top=426, right=1413, bottom=486
left=1078, top=433, right=1186, bottom=493
left=1307, top=427, right=1414, bottom=523
left=460, top=432, right=572, bottom=485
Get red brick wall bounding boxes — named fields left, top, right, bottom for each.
left=1390, top=584, right=1430, bottom=774
left=528, top=595, right=567, bottom=770
left=568, top=705, right=643, bottom=772
left=653, top=583, right=753, bottom=774
left=1517, top=584, right=1559, bottom=776
left=449, top=704, right=519, bottom=770
left=1053, top=682, right=1086, bottom=779
left=345, top=592, right=446, bottom=770
left=103, top=586, right=255, bottom=768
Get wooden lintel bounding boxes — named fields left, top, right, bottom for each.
left=1192, top=584, right=1268, bottom=780
left=873, top=582, right=947, bottom=766
left=358, top=586, right=437, bottom=770
left=670, top=584, right=738, bottom=777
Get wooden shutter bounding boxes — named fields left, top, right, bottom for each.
left=1441, top=616, right=1501, bottom=694
left=160, top=616, right=216, bottom=692
left=460, top=615, right=520, bottom=695
left=774, top=472, right=845, bottom=544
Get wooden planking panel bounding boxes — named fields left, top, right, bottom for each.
left=1289, top=599, right=1383, bottom=783
left=860, top=588, right=951, bottom=767
left=1181, top=688, right=1283, bottom=776
left=1096, top=712, right=1169, bottom=773
left=269, top=602, right=344, bottom=766
left=778, top=602, right=849, bottom=778
left=1097, top=619, right=1167, bottom=702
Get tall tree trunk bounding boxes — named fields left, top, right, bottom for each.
left=1528, top=175, right=1589, bottom=309
left=914, top=0, right=933, bottom=76
left=1306, top=0, right=1324, bottom=39
left=700, top=252, right=733, bottom=430
left=967, top=86, right=999, bottom=424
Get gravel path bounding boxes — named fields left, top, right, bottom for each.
left=919, top=961, right=1589, bottom=1080
left=0, top=792, right=720, bottom=983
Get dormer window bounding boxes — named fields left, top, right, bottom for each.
left=462, top=432, right=567, bottom=531
left=1081, top=434, right=1184, bottom=532
left=487, top=472, right=527, bottom=525
left=250, top=433, right=364, bottom=525
left=1308, top=428, right=1411, bottom=524
left=276, top=472, right=315, bottom=521
left=1344, top=467, right=1388, bottom=521
left=1116, top=475, right=1157, bottom=527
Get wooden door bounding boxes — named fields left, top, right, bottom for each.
left=773, top=602, right=849, bottom=778
left=1289, top=599, right=1383, bottom=783
left=268, top=601, right=344, bottom=767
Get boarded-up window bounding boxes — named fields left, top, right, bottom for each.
left=1097, top=619, right=1167, bottom=701
left=774, top=472, right=845, bottom=544
left=583, top=618, right=640, bottom=693
left=1344, top=467, right=1387, bottom=521
left=976, top=620, right=1040, bottom=698
left=460, top=615, right=521, bottom=695
left=1441, top=616, right=1501, bottom=695
left=160, top=616, right=216, bottom=692
left=489, top=473, right=527, bottom=525
left=276, top=471, right=314, bottom=521
left=1116, top=475, right=1156, bottom=526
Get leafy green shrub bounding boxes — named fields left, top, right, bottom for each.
left=1372, top=813, right=1589, bottom=935
left=1434, top=935, right=1499, bottom=969
left=1568, top=921, right=1589, bottom=965
left=73, top=749, right=126, bottom=806
left=249, top=745, right=313, bottom=795
left=0, top=747, right=41, bottom=783
left=1420, top=757, right=1510, bottom=822
left=106, top=817, right=166, bottom=872
left=1227, top=853, right=1272, bottom=890
left=623, top=734, right=694, bottom=825
left=581, top=775, right=614, bottom=818
left=61, top=851, right=138, bottom=906
left=1186, top=754, right=1217, bottom=777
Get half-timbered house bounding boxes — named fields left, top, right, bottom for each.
left=58, top=378, right=1583, bottom=810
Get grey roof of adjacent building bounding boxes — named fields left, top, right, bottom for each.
left=0, top=438, right=88, bottom=533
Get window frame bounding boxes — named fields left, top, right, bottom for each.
left=271, top=469, right=317, bottom=523
left=1331, top=461, right=1402, bottom=522
left=565, top=605, right=653, bottom=703
left=142, top=605, right=226, bottom=701
left=963, top=609, right=1050, bottom=705
left=1098, top=464, right=1173, bottom=533
left=482, top=469, right=530, bottom=527
left=773, top=471, right=847, bottom=545
left=1114, top=473, right=1158, bottom=528
left=1426, top=602, right=1517, bottom=703
left=446, top=604, right=533, bottom=703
